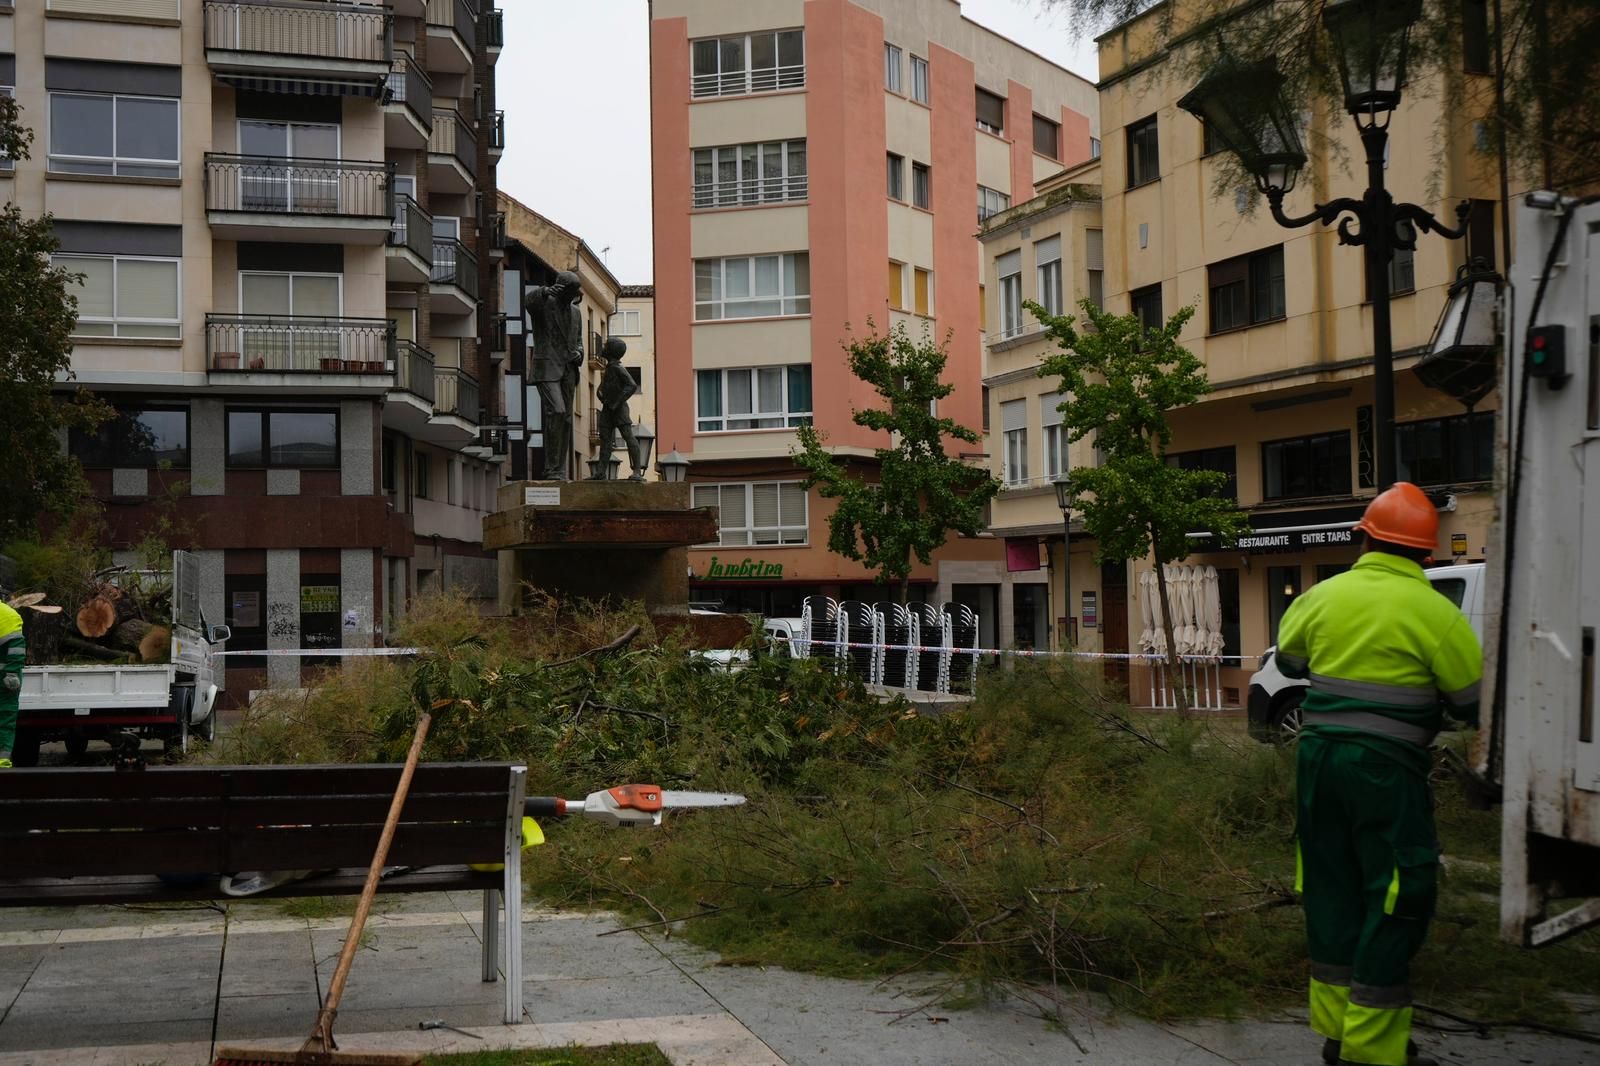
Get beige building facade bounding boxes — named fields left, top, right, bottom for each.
left=1091, top=1, right=1503, bottom=705
left=9, top=0, right=508, bottom=696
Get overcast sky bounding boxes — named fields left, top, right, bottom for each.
left=496, top=1, right=1100, bottom=285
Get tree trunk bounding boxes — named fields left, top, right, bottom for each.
left=138, top=625, right=172, bottom=663
left=898, top=574, right=910, bottom=606
left=1153, top=560, right=1192, bottom=716
left=110, top=618, right=153, bottom=653
left=75, top=597, right=118, bottom=640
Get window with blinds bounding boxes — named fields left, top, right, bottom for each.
left=52, top=254, right=180, bottom=339
left=1034, top=235, right=1062, bottom=317
left=888, top=261, right=905, bottom=310
left=1085, top=229, right=1105, bottom=310
left=975, top=87, right=1005, bottom=134
left=1040, top=393, right=1067, bottom=477
left=997, top=250, right=1023, bottom=339
left=692, top=481, right=808, bottom=545
left=913, top=268, right=932, bottom=316
left=1001, top=399, right=1028, bottom=485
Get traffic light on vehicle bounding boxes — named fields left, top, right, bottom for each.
left=1526, top=325, right=1568, bottom=387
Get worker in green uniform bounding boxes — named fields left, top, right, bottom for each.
left=1275, top=482, right=1482, bottom=1066
left=0, top=600, right=24, bottom=769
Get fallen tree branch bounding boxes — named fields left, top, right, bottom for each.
left=1202, top=892, right=1299, bottom=921
left=547, top=624, right=642, bottom=668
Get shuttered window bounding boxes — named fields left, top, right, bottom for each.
left=1085, top=229, right=1104, bottom=309
left=975, top=87, right=1005, bottom=134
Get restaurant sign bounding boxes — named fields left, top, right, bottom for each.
left=701, top=556, right=785, bottom=580
left=1188, top=504, right=1370, bottom=555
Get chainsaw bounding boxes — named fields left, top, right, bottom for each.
left=525, top=783, right=745, bottom=827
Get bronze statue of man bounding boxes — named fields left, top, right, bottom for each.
left=524, top=270, right=584, bottom=480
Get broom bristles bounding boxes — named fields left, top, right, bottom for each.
left=213, top=1046, right=423, bottom=1065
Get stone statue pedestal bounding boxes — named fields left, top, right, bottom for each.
left=484, top=481, right=719, bottom=615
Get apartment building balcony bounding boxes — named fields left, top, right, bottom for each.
left=483, top=210, right=506, bottom=259
left=482, top=7, right=503, bottom=57
left=487, top=109, right=505, bottom=159
left=425, top=0, right=477, bottom=74
left=384, top=56, right=433, bottom=150
left=206, top=314, right=396, bottom=390
left=203, top=0, right=394, bottom=95
left=205, top=154, right=394, bottom=243
left=386, top=195, right=433, bottom=285
left=476, top=417, right=510, bottom=461
left=427, top=108, right=476, bottom=195
left=385, top=339, right=438, bottom=433
left=430, top=237, right=478, bottom=316
left=486, top=312, right=508, bottom=362
left=429, top=364, right=480, bottom=445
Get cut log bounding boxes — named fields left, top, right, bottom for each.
left=111, top=618, right=154, bottom=652
left=76, top=597, right=119, bottom=640
left=138, top=625, right=171, bottom=663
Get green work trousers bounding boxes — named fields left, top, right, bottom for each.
left=1296, top=732, right=1438, bottom=1066
left=0, top=646, right=19, bottom=758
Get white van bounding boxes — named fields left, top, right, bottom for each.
left=1247, top=562, right=1486, bottom=742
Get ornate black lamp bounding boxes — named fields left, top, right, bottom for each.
left=1179, top=10, right=1474, bottom=489
left=1414, top=259, right=1502, bottom=409
left=1322, top=0, right=1422, bottom=127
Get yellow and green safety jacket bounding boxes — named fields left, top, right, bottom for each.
left=0, top=602, right=23, bottom=661
left=1275, top=552, right=1482, bottom=775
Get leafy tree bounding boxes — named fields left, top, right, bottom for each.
left=794, top=325, right=1001, bottom=605
left=0, top=95, right=107, bottom=544
left=1045, top=0, right=1599, bottom=196
left=1034, top=300, right=1248, bottom=709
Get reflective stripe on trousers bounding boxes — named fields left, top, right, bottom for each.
left=1301, top=710, right=1435, bottom=746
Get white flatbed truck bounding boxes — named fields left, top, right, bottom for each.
left=12, top=551, right=229, bottom=766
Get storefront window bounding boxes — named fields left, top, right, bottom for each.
left=1012, top=583, right=1046, bottom=650
left=1267, top=565, right=1302, bottom=645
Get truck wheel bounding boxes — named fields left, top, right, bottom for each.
left=10, top=729, right=40, bottom=768
left=64, top=734, right=90, bottom=760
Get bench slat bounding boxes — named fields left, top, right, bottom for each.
left=0, top=866, right=502, bottom=907
left=0, top=763, right=520, bottom=802
left=0, top=792, right=510, bottom=832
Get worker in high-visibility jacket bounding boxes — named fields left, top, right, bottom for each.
left=1275, top=482, right=1481, bottom=1066
left=0, top=601, right=25, bottom=769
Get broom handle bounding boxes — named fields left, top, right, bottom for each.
left=321, top=712, right=432, bottom=1019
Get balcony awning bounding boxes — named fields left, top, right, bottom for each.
left=217, top=73, right=388, bottom=99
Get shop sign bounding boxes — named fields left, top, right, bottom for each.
left=300, top=585, right=340, bottom=613
left=702, top=556, right=784, bottom=580
left=1081, top=591, right=1098, bottom=628
left=1005, top=537, right=1040, bottom=573
left=1232, top=526, right=1356, bottom=552
left=1451, top=532, right=1469, bottom=557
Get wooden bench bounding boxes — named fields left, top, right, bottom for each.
left=0, top=762, right=530, bottom=1023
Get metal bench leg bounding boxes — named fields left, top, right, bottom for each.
left=504, top=765, right=527, bottom=1024
left=482, top=887, right=498, bottom=984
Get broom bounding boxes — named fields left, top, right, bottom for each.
left=214, top=711, right=435, bottom=1066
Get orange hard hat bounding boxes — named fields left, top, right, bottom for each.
left=1355, top=482, right=1438, bottom=551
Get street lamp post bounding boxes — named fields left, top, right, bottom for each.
left=1178, top=0, right=1472, bottom=489
left=1053, top=473, right=1072, bottom=649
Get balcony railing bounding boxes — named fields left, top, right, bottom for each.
left=433, top=365, right=479, bottom=421
left=205, top=154, right=393, bottom=218
left=392, top=340, right=436, bottom=403
left=431, top=237, right=479, bottom=299
left=389, top=195, right=432, bottom=262
left=692, top=174, right=807, bottom=210
left=478, top=419, right=509, bottom=457
left=207, top=314, right=396, bottom=373
left=385, top=55, right=433, bottom=128
left=425, top=0, right=477, bottom=50
left=428, top=109, right=476, bottom=175
left=482, top=7, right=503, bottom=48
left=483, top=210, right=506, bottom=250
left=204, top=0, right=394, bottom=65
left=691, top=63, right=805, bottom=98
left=488, top=313, right=508, bottom=352
left=488, top=109, right=505, bottom=151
